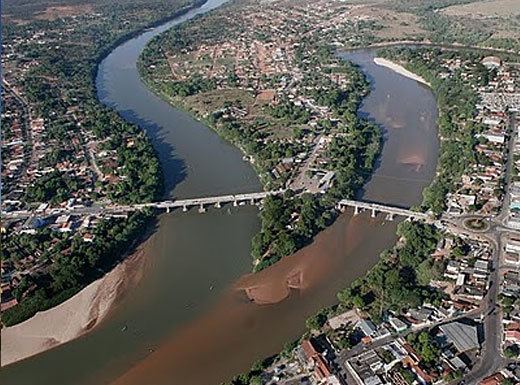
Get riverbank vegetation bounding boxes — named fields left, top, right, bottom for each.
left=1, top=0, right=201, bottom=325
left=228, top=220, right=443, bottom=384
left=335, top=222, right=442, bottom=322
left=296, top=42, right=518, bottom=373
left=377, top=46, right=511, bottom=214
left=2, top=210, right=154, bottom=326
left=2, top=0, right=206, bottom=205
left=301, top=221, right=443, bottom=331
left=138, top=0, right=382, bottom=271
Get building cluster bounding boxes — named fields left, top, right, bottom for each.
left=447, top=58, right=520, bottom=215
left=505, top=113, right=520, bottom=230
left=155, top=0, right=376, bottom=192
left=167, top=0, right=353, bottom=88
left=0, top=11, right=149, bottom=315
left=479, top=363, right=520, bottom=385
left=3, top=32, right=89, bottom=214
left=1, top=86, right=29, bottom=200
left=346, top=320, right=481, bottom=385
left=500, top=235, right=520, bottom=361
left=263, top=312, right=485, bottom=385
left=436, top=237, right=493, bottom=311
left=0, top=212, right=108, bottom=312
left=0, top=11, right=143, bottom=214
left=262, top=336, right=343, bottom=385
left=258, top=234, right=497, bottom=384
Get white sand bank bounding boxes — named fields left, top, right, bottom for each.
left=1, top=249, right=146, bottom=366
left=374, top=57, right=431, bottom=87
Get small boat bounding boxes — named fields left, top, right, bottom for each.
left=209, top=285, right=214, bottom=291
left=121, top=325, right=128, bottom=332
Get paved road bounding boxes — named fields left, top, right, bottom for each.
left=335, top=204, right=514, bottom=384
left=288, top=134, right=325, bottom=193
left=452, top=114, right=519, bottom=384
left=2, top=191, right=428, bottom=222
left=464, top=234, right=504, bottom=384
left=2, top=81, right=33, bottom=183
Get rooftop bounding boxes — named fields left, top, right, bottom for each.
left=439, top=321, right=479, bottom=353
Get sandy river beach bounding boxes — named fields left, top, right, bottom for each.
left=373, top=57, right=431, bottom=87
left=1, top=247, right=147, bottom=367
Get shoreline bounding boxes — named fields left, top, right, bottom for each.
left=0, top=245, right=149, bottom=367
left=0, top=244, right=149, bottom=367
left=373, top=57, right=431, bottom=87
left=0, top=14, right=440, bottom=375
left=137, top=77, right=269, bottom=187
left=0, top=0, right=208, bottom=367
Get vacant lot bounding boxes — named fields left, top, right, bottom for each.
left=443, top=0, right=520, bottom=17
left=3, top=0, right=94, bottom=19
left=185, top=89, right=254, bottom=115
left=348, top=4, right=426, bottom=40
left=33, top=4, right=94, bottom=20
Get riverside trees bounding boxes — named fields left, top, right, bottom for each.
left=1, top=0, right=198, bottom=325
left=336, top=221, right=442, bottom=321
left=378, top=47, right=483, bottom=214
left=1, top=210, right=154, bottom=326
left=139, top=13, right=382, bottom=270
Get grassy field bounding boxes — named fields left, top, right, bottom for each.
left=4, top=0, right=97, bottom=19
left=442, top=0, right=520, bottom=17
left=3, top=0, right=187, bottom=21
left=185, top=89, right=255, bottom=116
left=349, top=4, right=426, bottom=40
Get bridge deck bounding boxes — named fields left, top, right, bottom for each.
left=3, top=191, right=432, bottom=221
left=338, top=199, right=429, bottom=220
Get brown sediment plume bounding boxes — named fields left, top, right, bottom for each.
left=398, top=154, right=425, bottom=171
left=111, top=212, right=395, bottom=385
left=397, top=136, right=428, bottom=172
left=236, top=267, right=304, bottom=304
left=233, top=213, right=363, bottom=304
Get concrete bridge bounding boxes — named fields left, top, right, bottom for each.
left=337, top=199, right=431, bottom=221
left=3, top=191, right=433, bottom=222
left=132, top=190, right=284, bottom=213
left=1, top=190, right=286, bottom=221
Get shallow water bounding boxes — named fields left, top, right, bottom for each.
left=0, top=2, right=439, bottom=384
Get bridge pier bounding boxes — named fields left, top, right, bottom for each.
left=198, top=204, right=206, bottom=213
left=183, top=205, right=188, bottom=212
left=371, top=208, right=376, bottom=218
left=354, top=206, right=359, bottom=215
left=386, top=213, right=394, bottom=221
left=233, top=200, right=238, bottom=207
left=215, top=202, right=221, bottom=208
left=250, top=198, right=255, bottom=205
left=166, top=207, right=170, bottom=214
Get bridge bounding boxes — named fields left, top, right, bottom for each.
left=123, top=190, right=284, bottom=213
left=337, top=199, right=431, bottom=222
left=3, top=190, right=432, bottom=223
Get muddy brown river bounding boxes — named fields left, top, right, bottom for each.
left=0, top=1, right=439, bottom=384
